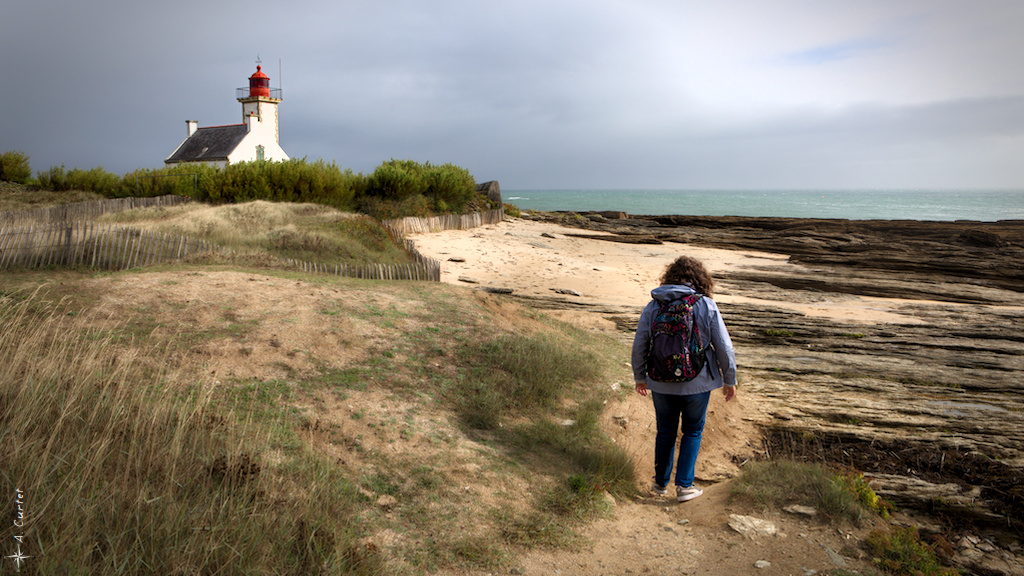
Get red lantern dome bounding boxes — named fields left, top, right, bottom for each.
left=248, top=65, right=270, bottom=98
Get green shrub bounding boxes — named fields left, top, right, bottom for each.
left=365, top=158, right=427, bottom=201
left=37, top=164, right=122, bottom=193
left=835, top=469, right=892, bottom=519
left=358, top=193, right=432, bottom=220
left=65, top=166, right=121, bottom=194
left=120, top=159, right=361, bottom=208
left=206, top=159, right=358, bottom=210
left=865, top=527, right=958, bottom=576
left=362, top=159, right=478, bottom=216
left=122, top=163, right=221, bottom=198
left=0, top=150, right=32, bottom=184
left=37, top=164, right=68, bottom=191
left=424, top=162, right=476, bottom=212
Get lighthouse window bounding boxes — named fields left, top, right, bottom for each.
left=256, top=145, right=265, bottom=161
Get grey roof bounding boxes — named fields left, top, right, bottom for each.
left=165, top=124, right=248, bottom=164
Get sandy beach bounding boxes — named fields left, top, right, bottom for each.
left=409, top=216, right=925, bottom=325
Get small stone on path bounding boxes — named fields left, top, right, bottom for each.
left=728, top=514, right=778, bottom=538
left=821, top=544, right=847, bottom=567
left=783, top=504, right=818, bottom=516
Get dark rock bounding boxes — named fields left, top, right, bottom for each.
left=959, top=229, right=1006, bottom=247
left=475, top=180, right=502, bottom=205
left=565, top=233, right=663, bottom=245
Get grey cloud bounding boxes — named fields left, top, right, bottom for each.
left=2, top=1, right=1023, bottom=190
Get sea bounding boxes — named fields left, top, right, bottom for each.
left=505, top=189, right=1024, bottom=222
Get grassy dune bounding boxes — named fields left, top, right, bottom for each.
left=98, top=200, right=413, bottom=266
left=0, top=181, right=104, bottom=211
left=0, top=269, right=633, bottom=575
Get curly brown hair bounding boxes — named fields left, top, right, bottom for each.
left=661, top=256, right=715, bottom=296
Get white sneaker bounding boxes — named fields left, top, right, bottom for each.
left=651, top=483, right=668, bottom=496
left=676, top=485, right=703, bottom=502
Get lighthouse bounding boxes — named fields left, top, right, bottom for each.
left=237, top=65, right=283, bottom=150
left=165, top=63, right=289, bottom=167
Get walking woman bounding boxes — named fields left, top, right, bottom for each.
left=631, top=255, right=737, bottom=502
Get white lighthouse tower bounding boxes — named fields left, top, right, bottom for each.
left=237, top=64, right=284, bottom=157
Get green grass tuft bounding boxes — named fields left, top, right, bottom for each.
left=732, top=460, right=887, bottom=524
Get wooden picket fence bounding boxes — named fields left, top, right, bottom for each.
left=382, top=209, right=504, bottom=235
left=281, top=257, right=440, bottom=281
left=0, top=220, right=443, bottom=281
left=0, top=221, right=224, bottom=271
left=0, top=203, right=502, bottom=282
left=0, top=220, right=444, bottom=280
left=0, top=195, right=191, bottom=227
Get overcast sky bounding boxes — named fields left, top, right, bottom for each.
left=2, top=0, right=1023, bottom=190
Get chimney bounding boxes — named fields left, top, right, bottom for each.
left=186, top=120, right=198, bottom=137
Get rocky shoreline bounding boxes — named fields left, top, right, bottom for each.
left=528, top=210, right=1024, bottom=573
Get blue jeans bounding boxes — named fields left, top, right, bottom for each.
left=651, top=390, right=711, bottom=488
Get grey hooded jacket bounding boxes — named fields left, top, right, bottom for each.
left=631, top=284, right=737, bottom=395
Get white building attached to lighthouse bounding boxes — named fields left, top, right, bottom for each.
left=165, top=65, right=289, bottom=168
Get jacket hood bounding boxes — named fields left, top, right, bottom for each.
left=651, top=284, right=697, bottom=302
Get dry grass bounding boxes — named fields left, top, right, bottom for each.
left=98, top=200, right=412, bottom=266
left=0, top=181, right=103, bottom=211
left=0, top=289, right=384, bottom=575
left=0, top=271, right=635, bottom=575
